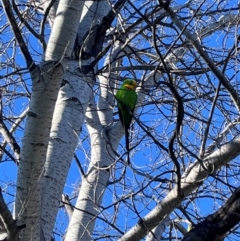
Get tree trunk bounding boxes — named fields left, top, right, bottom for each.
left=15, top=0, right=84, bottom=240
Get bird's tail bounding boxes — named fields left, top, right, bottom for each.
left=125, top=127, right=130, bottom=165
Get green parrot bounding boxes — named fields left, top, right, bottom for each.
left=116, top=79, right=138, bottom=164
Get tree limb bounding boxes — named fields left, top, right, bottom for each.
left=182, top=187, right=240, bottom=241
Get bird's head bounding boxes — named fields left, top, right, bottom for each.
left=122, top=79, right=137, bottom=90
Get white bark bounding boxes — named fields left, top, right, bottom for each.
left=44, top=0, right=85, bottom=61
left=15, top=62, right=64, bottom=240
left=40, top=1, right=111, bottom=240
left=77, top=0, right=110, bottom=42
left=146, top=216, right=171, bottom=241
left=64, top=108, right=114, bottom=241
left=15, top=0, right=83, bottom=240
left=40, top=61, right=95, bottom=240
left=64, top=41, right=120, bottom=241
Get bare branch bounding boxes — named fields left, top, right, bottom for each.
left=163, top=4, right=240, bottom=112
left=1, top=0, right=35, bottom=70
left=0, top=188, right=25, bottom=241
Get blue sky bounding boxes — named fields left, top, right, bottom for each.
left=1, top=1, right=240, bottom=240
